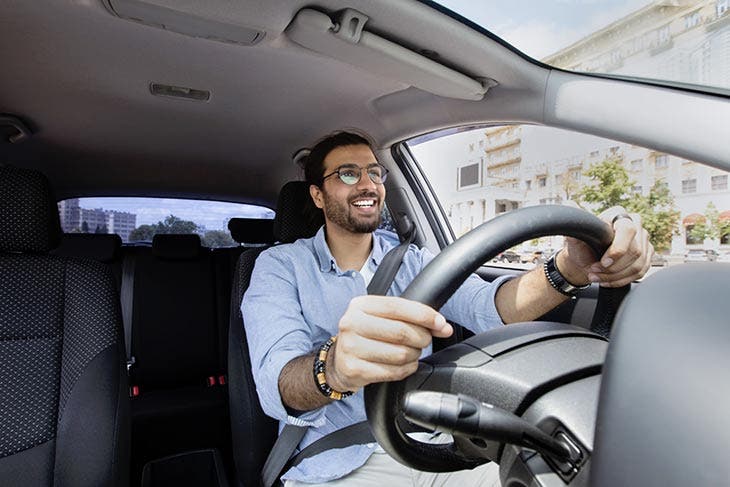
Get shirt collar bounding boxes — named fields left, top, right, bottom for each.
left=313, top=226, right=389, bottom=273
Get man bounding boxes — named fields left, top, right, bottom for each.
left=243, top=131, right=653, bottom=486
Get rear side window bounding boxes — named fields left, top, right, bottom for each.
left=57, top=197, right=274, bottom=248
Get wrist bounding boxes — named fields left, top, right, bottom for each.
left=555, top=249, right=590, bottom=287
left=313, top=336, right=355, bottom=401
left=324, top=340, right=350, bottom=392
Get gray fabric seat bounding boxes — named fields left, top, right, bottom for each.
left=0, top=165, right=129, bottom=486
left=227, top=181, right=324, bottom=487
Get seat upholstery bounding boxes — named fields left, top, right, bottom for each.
left=0, top=165, right=129, bottom=486
left=228, top=181, right=324, bottom=487
left=128, top=234, right=230, bottom=483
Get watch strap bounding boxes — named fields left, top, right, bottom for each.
left=543, top=251, right=590, bottom=297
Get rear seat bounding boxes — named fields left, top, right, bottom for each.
left=127, top=234, right=230, bottom=482
left=53, top=224, right=275, bottom=485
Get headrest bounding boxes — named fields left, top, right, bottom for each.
left=0, top=165, right=62, bottom=253
left=227, top=218, right=275, bottom=245
left=52, top=233, right=122, bottom=262
left=152, top=234, right=201, bottom=260
left=273, top=181, right=324, bottom=243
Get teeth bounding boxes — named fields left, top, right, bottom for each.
left=353, top=200, right=374, bottom=207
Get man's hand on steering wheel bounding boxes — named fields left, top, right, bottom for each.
left=558, top=206, right=654, bottom=289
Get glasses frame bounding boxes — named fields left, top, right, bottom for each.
left=320, top=163, right=389, bottom=186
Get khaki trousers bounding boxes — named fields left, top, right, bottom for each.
left=284, top=449, right=500, bottom=487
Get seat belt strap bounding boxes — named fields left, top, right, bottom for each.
left=367, top=217, right=416, bottom=295
left=288, top=421, right=373, bottom=469
left=120, top=251, right=136, bottom=372
left=261, top=218, right=417, bottom=487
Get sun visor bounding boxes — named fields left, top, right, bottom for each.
left=286, top=8, right=495, bottom=101
left=103, top=0, right=265, bottom=46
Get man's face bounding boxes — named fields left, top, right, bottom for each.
left=310, top=144, right=385, bottom=234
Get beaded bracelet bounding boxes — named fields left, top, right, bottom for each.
left=313, top=336, right=354, bottom=401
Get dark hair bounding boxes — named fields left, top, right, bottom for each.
left=304, top=131, right=373, bottom=187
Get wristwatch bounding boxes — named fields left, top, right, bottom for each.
left=543, top=251, right=590, bottom=297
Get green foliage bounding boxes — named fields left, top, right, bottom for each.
left=201, top=230, right=235, bottom=248
left=575, top=157, right=632, bottom=212
left=689, top=202, right=730, bottom=243
left=128, top=215, right=200, bottom=242
left=128, top=224, right=156, bottom=242
left=577, top=157, right=680, bottom=252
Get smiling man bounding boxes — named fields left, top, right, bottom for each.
left=242, top=131, right=653, bottom=486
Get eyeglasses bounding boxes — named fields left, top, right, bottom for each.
left=321, top=163, right=389, bottom=185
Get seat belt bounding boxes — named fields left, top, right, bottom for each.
left=261, top=220, right=417, bottom=487
left=120, top=251, right=136, bottom=374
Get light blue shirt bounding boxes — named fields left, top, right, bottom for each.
left=242, top=226, right=512, bottom=483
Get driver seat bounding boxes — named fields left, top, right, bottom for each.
left=0, top=165, right=129, bottom=486
left=227, top=181, right=324, bottom=487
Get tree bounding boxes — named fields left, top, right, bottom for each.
left=575, top=156, right=632, bottom=212
left=202, top=230, right=235, bottom=248
left=94, top=223, right=109, bottom=234
left=577, top=157, right=680, bottom=252
left=129, top=224, right=155, bottom=242
left=81, top=221, right=89, bottom=233
left=128, top=215, right=200, bottom=242
left=159, top=215, right=198, bottom=235
left=689, top=202, right=730, bottom=244
left=628, top=180, right=681, bottom=253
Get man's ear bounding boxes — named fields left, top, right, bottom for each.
left=310, top=184, right=324, bottom=209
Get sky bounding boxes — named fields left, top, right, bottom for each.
left=436, top=0, right=652, bottom=59
left=78, top=197, right=275, bottom=231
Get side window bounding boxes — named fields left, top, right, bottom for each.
left=57, top=197, right=274, bottom=248
left=407, top=125, right=730, bottom=271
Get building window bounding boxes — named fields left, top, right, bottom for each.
left=711, top=175, right=728, bottom=190
left=570, top=169, right=581, bottom=181
left=658, top=25, right=671, bottom=44
left=722, top=232, right=730, bottom=245
left=682, top=178, right=697, bottom=194
left=685, top=11, right=701, bottom=29
left=655, top=154, right=669, bottom=169
left=525, top=180, right=532, bottom=190
left=631, top=159, right=643, bottom=171
left=718, top=0, right=729, bottom=17
left=555, top=174, right=563, bottom=185
left=538, top=176, right=547, bottom=187
left=632, top=185, right=642, bottom=194
left=458, top=162, right=481, bottom=189
left=539, top=198, right=547, bottom=205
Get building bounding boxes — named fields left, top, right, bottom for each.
left=431, top=0, right=730, bottom=256
left=57, top=199, right=137, bottom=242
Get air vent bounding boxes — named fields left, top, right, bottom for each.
left=103, top=0, right=265, bottom=46
left=150, top=83, right=210, bottom=102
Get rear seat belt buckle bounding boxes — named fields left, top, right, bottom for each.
left=126, top=356, right=136, bottom=373
left=129, top=385, right=140, bottom=397
left=207, top=376, right=217, bottom=387
left=218, top=374, right=227, bottom=386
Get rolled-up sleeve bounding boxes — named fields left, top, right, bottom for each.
left=241, top=249, right=325, bottom=426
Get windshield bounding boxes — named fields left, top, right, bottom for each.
left=434, top=0, right=730, bottom=93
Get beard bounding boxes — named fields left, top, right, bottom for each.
left=322, top=189, right=382, bottom=234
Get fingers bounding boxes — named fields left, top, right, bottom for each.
left=591, top=219, right=653, bottom=286
left=348, top=295, right=453, bottom=337
left=332, top=295, right=452, bottom=389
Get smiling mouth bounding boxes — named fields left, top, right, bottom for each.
left=352, top=199, right=376, bottom=208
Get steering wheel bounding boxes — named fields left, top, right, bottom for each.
left=364, top=205, right=628, bottom=473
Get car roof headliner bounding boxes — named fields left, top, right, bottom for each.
left=0, top=0, right=546, bottom=207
